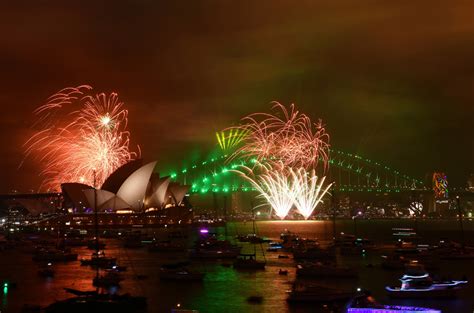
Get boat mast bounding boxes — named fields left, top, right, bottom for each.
left=456, top=196, right=465, bottom=250
left=93, top=170, right=99, bottom=282
left=331, top=183, right=336, bottom=240
left=223, top=195, right=228, bottom=241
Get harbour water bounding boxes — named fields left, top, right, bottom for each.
left=1, top=219, right=474, bottom=313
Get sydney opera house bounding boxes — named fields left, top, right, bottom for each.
left=58, top=160, right=192, bottom=227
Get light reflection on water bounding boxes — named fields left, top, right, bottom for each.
left=1, top=220, right=473, bottom=313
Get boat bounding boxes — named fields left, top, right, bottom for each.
left=266, top=242, right=283, bottom=252
left=92, top=271, right=123, bottom=287
left=385, top=263, right=468, bottom=298
left=439, top=248, right=474, bottom=260
left=159, top=262, right=204, bottom=281
left=286, top=282, right=353, bottom=303
left=32, top=249, right=78, bottom=262
left=236, top=234, right=268, bottom=244
left=293, top=246, right=335, bottom=261
left=246, top=295, right=263, bottom=303
left=105, top=264, right=127, bottom=272
left=381, top=254, right=408, bottom=270
left=86, top=239, right=106, bottom=250
left=233, top=253, right=266, bottom=270
left=191, top=238, right=241, bottom=259
left=160, top=269, right=204, bottom=281
left=280, top=230, right=300, bottom=249
left=38, top=263, right=55, bottom=278
left=148, top=240, right=185, bottom=252
left=296, top=262, right=357, bottom=278
left=43, top=292, right=147, bottom=313
left=347, top=290, right=441, bottom=312
left=334, top=233, right=356, bottom=246
left=279, top=269, right=288, bottom=275
left=81, top=251, right=117, bottom=267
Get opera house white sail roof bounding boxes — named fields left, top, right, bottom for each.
left=61, top=160, right=189, bottom=212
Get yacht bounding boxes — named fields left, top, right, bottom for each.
left=233, top=253, right=266, bottom=270
left=32, top=249, right=78, bottom=262
left=148, top=240, right=185, bottom=252
left=386, top=264, right=468, bottom=298
left=160, top=269, right=204, bottom=281
left=43, top=291, right=147, bottom=313
left=286, top=282, right=353, bottom=303
left=296, top=262, right=357, bottom=278
left=347, top=291, right=441, bottom=312
left=191, top=238, right=240, bottom=259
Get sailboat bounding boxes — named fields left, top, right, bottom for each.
left=233, top=209, right=266, bottom=270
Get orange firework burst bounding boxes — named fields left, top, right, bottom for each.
left=230, top=102, right=330, bottom=170
left=24, top=85, right=139, bottom=191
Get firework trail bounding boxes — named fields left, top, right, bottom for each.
left=216, top=128, right=248, bottom=152
left=232, top=162, right=296, bottom=219
left=290, top=168, right=332, bottom=219
left=23, top=85, right=139, bottom=191
left=230, top=102, right=330, bottom=170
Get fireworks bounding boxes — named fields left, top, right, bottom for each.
left=233, top=163, right=332, bottom=219
left=216, top=128, right=248, bottom=152
left=227, top=103, right=332, bottom=219
left=230, top=102, right=330, bottom=170
left=232, top=163, right=295, bottom=219
left=290, top=168, right=332, bottom=219
left=24, top=86, right=139, bottom=191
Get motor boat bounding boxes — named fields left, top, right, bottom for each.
left=347, top=290, right=441, bottom=312
left=105, top=265, right=127, bottom=273
left=279, top=269, right=288, bottom=275
left=233, top=253, right=266, bottom=270
left=81, top=251, right=116, bottom=267
left=86, top=239, right=106, bottom=250
left=43, top=290, right=147, bottom=313
left=159, top=262, right=204, bottom=281
left=236, top=234, right=268, bottom=244
left=38, top=263, right=55, bottom=278
left=32, top=249, right=78, bottom=262
left=293, top=246, right=335, bottom=261
left=92, top=272, right=123, bottom=287
left=148, top=240, right=185, bottom=252
left=286, top=282, right=353, bottom=303
left=280, top=230, right=300, bottom=249
left=266, top=242, right=283, bottom=252
left=296, top=262, right=357, bottom=278
left=439, top=248, right=474, bottom=260
left=191, top=238, right=241, bottom=259
left=385, top=263, right=468, bottom=298
left=381, top=254, right=408, bottom=270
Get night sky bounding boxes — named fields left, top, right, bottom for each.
left=1, top=0, right=473, bottom=193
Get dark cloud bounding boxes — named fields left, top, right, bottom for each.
left=0, top=0, right=473, bottom=192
